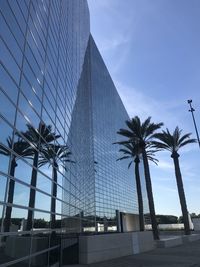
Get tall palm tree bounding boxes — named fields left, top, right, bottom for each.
left=20, top=122, right=60, bottom=230
left=116, top=142, right=158, bottom=232
left=117, top=116, right=163, bottom=240
left=152, top=127, right=196, bottom=235
left=39, top=144, right=73, bottom=229
left=0, top=137, right=32, bottom=232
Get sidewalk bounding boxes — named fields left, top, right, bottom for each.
left=66, top=239, right=200, bottom=267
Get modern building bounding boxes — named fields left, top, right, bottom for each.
left=0, top=0, right=149, bottom=266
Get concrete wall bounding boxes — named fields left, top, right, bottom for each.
left=157, top=234, right=200, bottom=248
left=146, top=224, right=184, bottom=230
left=192, top=218, right=200, bottom=231
left=79, top=231, right=154, bottom=264
left=5, top=236, right=48, bottom=265
left=146, top=222, right=194, bottom=231
left=122, top=214, right=140, bottom=232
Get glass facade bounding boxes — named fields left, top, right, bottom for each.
left=66, top=35, right=149, bottom=233
left=0, top=0, right=89, bottom=265
left=90, top=36, right=138, bottom=223
left=0, top=0, right=149, bottom=266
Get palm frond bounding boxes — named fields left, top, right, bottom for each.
left=128, top=161, right=133, bottom=169
left=117, top=155, right=131, bottom=161
left=115, top=116, right=163, bottom=168
left=113, top=140, right=131, bottom=145
left=148, top=156, right=159, bottom=165
left=151, top=140, right=172, bottom=151
left=126, top=118, right=141, bottom=138
left=179, top=138, right=197, bottom=148
left=144, top=122, right=164, bottom=140
left=38, top=159, right=49, bottom=167
left=39, top=143, right=74, bottom=169
left=0, top=143, right=10, bottom=156
left=119, top=148, right=132, bottom=155
left=141, top=117, right=151, bottom=137
left=153, top=126, right=196, bottom=153
left=21, top=122, right=60, bottom=147
left=117, top=129, right=134, bottom=139
left=7, top=136, right=13, bottom=148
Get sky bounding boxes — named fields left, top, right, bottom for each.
left=88, top=0, right=200, bottom=217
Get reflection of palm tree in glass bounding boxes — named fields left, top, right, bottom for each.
left=115, top=141, right=158, bottom=232
left=20, top=122, right=60, bottom=230
left=0, top=137, right=32, bottom=232
left=39, top=144, right=73, bottom=228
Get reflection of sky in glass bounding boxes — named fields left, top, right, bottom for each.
left=0, top=205, right=2, bottom=219
left=35, top=191, right=51, bottom=211
left=0, top=154, right=9, bottom=174
left=0, top=0, right=90, bottom=232
left=34, top=211, right=50, bottom=222
left=1, top=0, right=149, bottom=255
left=0, top=90, right=16, bottom=126
left=11, top=207, right=27, bottom=221
left=89, top=36, right=140, bottom=218
left=14, top=159, right=32, bottom=185
left=13, top=182, right=30, bottom=207
left=65, top=34, right=149, bottom=229
left=37, top=171, right=52, bottom=194
left=0, top=175, right=7, bottom=202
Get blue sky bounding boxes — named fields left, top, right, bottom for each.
left=88, top=0, right=200, bottom=216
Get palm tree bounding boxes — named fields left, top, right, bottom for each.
left=0, top=137, right=32, bottom=232
left=39, top=144, right=73, bottom=229
left=117, top=116, right=163, bottom=240
left=20, top=122, right=60, bottom=230
left=116, top=142, right=158, bottom=232
left=152, top=127, right=196, bottom=235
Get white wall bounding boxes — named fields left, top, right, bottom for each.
left=145, top=223, right=194, bottom=231
left=79, top=231, right=154, bottom=264
left=192, top=218, right=200, bottom=231
left=122, top=214, right=140, bottom=232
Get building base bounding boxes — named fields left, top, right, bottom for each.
left=157, top=234, right=200, bottom=248
left=79, top=231, right=155, bottom=264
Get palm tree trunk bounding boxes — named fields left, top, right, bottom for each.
left=4, top=156, right=17, bottom=232
left=134, top=156, right=144, bottom=231
left=51, top=161, right=57, bottom=229
left=142, top=149, right=159, bottom=240
left=26, top=151, right=39, bottom=231
left=172, top=154, right=191, bottom=235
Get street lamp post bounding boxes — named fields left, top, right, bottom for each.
left=187, top=99, right=200, bottom=148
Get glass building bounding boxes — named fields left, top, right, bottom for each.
left=0, top=0, right=149, bottom=266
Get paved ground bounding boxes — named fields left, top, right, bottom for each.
left=67, top=239, right=200, bottom=267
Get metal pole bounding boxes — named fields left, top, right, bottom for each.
left=187, top=99, right=200, bottom=148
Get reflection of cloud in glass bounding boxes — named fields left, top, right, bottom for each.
left=0, top=175, right=7, bottom=201
left=13, top=183, right=29, bottom=207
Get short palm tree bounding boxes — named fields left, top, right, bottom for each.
left=0, top=137, right=32, bottom=232
left=39, top=144, right=73, bottom=229
left=116, top=142, right=158, bottom=232
left=20, top=122, right=60, bottom=230
left=152, top=127, right=196, bottom=235
left=117, top=116, right=163, bottom=240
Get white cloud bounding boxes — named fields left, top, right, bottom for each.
left=98, top=35, right=130, bottom=53
left=114, top=80, right=200, bottom=146
left=154, top=184, right=177, bottom=194
left=156, top=160, right=174, bottom=171
left=115, top=80, right=180, bottom=125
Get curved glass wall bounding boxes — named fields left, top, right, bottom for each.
left=0, top=0, right=89, bottom=266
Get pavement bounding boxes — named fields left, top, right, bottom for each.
left=65, top=239, right=200, bottom=267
